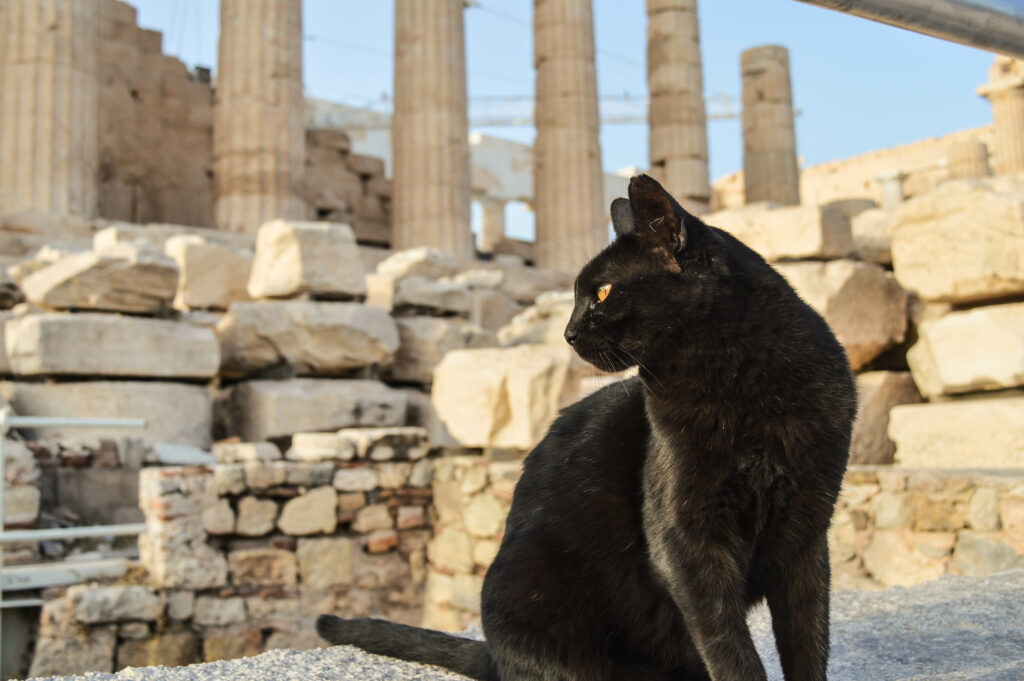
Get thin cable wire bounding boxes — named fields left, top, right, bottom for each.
left=474, top=2, right=645, bottom=70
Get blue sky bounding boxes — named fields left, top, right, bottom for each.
left=132, top=1, right=995, bottom=237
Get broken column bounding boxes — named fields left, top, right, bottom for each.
left=978, top=56, right=1024, bottom=176
left=533, top=0, right=607, bottom=272
left=478, top=197, right=506, bottom=254
left=0, top=0, right=100, bottom=217
left=213, top=0, right=306, bottom=233
left=646, top=0, right=710, bottom=213
left=741, top=45, right=800, bottom=206
left=392, top=0, right=472, bottom=261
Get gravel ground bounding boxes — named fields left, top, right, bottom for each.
left=32, top=570, right=1024, bottom=681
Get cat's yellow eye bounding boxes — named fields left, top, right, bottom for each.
left=597, top=283, right=612, bottom=302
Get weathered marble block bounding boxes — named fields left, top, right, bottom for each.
left=891, top=180, right=1024, bottom=303
left=217, top=301, right=399, bottom=377
left=5, top=312, right=220, bottom=378
left=889, top=397, right=1024, bottom=468
left=226, top=379, right=407, bottom=441
left=907, top=302, right=1024, bottom=397
left=247, top=220, right=366, bottom=300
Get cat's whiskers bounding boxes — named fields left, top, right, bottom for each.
left=606, top=338, right=666, bottom=393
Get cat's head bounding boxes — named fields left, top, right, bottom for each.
left=564, top=174, right=728, bottom=372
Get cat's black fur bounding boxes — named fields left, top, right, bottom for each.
left=317, top=175, right=857, bottom=681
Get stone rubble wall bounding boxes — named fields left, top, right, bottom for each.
left=831, top=467, right=1024, bottom=589
left=420, top=462, right=1024, bottom=628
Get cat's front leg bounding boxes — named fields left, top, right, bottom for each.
left=764, top=537, right=830, bottom=681
left=645, top=524, right=767, bottom=681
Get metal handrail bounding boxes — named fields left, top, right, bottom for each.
left=0, top=409, right=146, bottom=676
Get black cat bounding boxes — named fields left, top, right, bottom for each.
left=317, top=175, right=856, bottom=681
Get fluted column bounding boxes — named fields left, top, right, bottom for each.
left=533, top=0, right=607, bottom=273
left=741, top=45, right=800, bottom=206
left=0, top=0, right=99, bottom=217
left=978, top=56, right=1024, bottom=176
left=214, top=0, right=306, bottom=233
left=478, top=197, right=507, bottom=254
left=947, top=139, right=992, bottom=180
left=392, top=0, right=472, bottom=260
left=646, top=0, right=709, bottom=214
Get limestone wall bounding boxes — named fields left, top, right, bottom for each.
left=95, top=0, right=214, bottom=227
left=711, top=126, right=994, bottom=211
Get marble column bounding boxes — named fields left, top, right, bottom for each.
left=0, top=0, right=99, bottom=217
left=214, top=0, right=306, bottom=233
left=478, top=197, right=507, bottom=254
left=741, top=45, right=800, bottom=206
left=978, top=57, right=1024, bottom=176
left=646, top=0, right=709, bottom=214
left=392, top=0, right=472, bottom=260
left=533, top=0, right=607, bottom=273
left=947, top=139, right=992, bottom=180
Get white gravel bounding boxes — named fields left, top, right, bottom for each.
left=32, top=570, right=1024, bottom=681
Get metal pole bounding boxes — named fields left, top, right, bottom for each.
left=0, top=524, right=147, bottom=544
left=793, top=0, right=1024, bottom=60
left=0, top=410, right=146, bottom=677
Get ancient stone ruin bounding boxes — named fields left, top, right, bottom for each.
left=0, top=0, right=1023, bottom=680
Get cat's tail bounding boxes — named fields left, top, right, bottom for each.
left=315, top=614, right=498, bottom=681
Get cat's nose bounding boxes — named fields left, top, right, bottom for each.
left=564, top=328, right=579, bottom=345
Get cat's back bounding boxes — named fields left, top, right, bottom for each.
left=505, top=375, right=649, bottom=526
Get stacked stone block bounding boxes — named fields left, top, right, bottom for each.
left=304, top=129, right=394, bottom=247
left=889, top=178, right=1024, bottom=469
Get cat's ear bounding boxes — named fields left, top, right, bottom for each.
left=627, top=174, right=686, bottom=252
left=610, top=198, right=635, bottom=238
